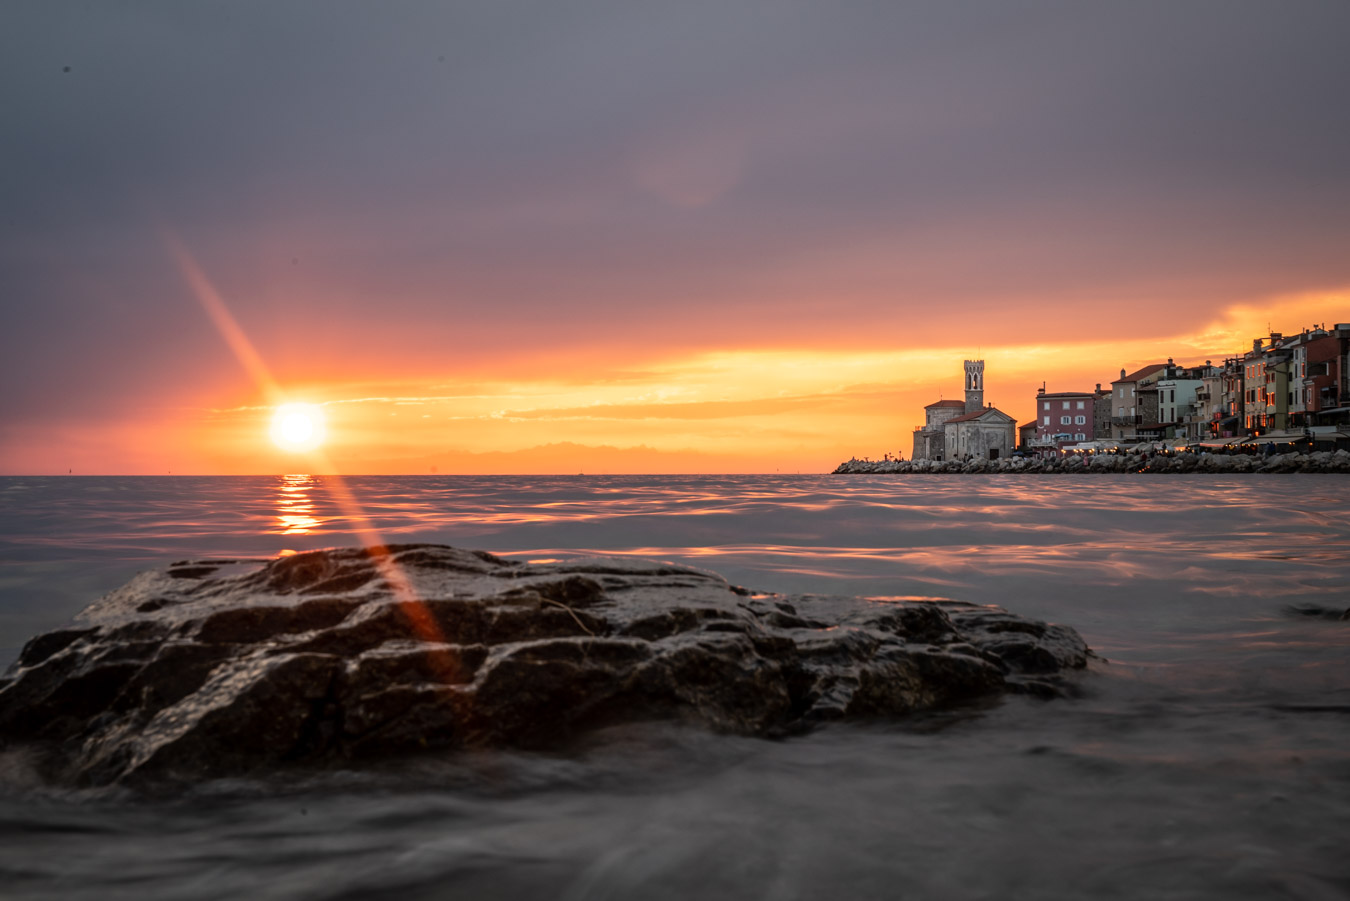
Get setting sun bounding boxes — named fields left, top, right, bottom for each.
left=269, top=403, right=325, bottom=453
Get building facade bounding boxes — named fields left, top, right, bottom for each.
left=944, top=407, right=1017, bottom=459
left=1109, top=363, right=1168, bottom=440
left=1016, top=322, right=1350, bottom=447
left=1156, top=364, right=1205, bottom=439
left=912, top=399, right=966, bottom=461
left=1031, top=389, right=1095, bottom=453
left=1092, top=383, right=1111, bottom=442
left=914, top=359, right=1016, bottom=461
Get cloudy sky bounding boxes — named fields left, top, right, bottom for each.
left=3, top=1, right=1349, bottom=473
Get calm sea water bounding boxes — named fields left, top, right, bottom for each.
left=2, top=474, right=1348, bottom=900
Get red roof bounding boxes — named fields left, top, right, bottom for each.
left=944, top=406, right=1013, bottom=424
left=924, top=399, right=967, bottom=408
left=1113, top=363, right=1167, bottom=384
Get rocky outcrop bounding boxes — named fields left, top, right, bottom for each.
left=0, top=545, right=1090, bottom=788
left=835, top=448, right=1350, bottom=475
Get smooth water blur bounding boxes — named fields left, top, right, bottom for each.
left=1, top=475, right=1349, bottom=900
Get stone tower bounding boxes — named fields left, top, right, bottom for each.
left=964, top=360, right=984, bottom=414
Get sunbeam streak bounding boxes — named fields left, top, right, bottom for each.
left=166, top=234, right=458, bottom=675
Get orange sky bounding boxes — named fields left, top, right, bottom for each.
left=5, top=286, right=1343, bottom=475
left=4, top=5, right=1350, bottom=474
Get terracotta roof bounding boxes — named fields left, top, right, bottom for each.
left=1113, top=363, right=1167, bottom=384
left=924, top=399, right=967, bottom=408
left=944, top=406, right=1014, bottom=424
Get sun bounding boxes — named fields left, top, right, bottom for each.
left=270, top=403, right=326, bottom=452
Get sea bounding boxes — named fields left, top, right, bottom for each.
left=1, top=474, right=1348, bottom=900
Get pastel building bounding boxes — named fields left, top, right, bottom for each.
left=1031, top=389, right=1095, bottom=452
left=1156, top=363, right=1205, bottom=439
left=1288, top=326, right=1350, bottom=428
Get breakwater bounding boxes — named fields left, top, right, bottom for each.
left=834, top=448, right=1350, bottom=474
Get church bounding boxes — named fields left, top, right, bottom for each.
left=911, top=360, right=1017, bottom=461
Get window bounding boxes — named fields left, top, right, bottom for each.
left=1075, top=433, right=1085, bottom=441
left=1075, top=415, right=1086, bottom=425
left=1076, top=401, right=1085, bottom=410
left=1042, top=416, right=1049, bottom=426
left=1062, top=401, right=1070, bottom=410
left=1117, top=406, right=1124, bottom=416
left=1060, top=416, right=1071, bottom=425
left=1043, top=401, right=1050, bottom=410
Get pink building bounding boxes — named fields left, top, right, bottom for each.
left=1031, top=389, right=1096, bottom=453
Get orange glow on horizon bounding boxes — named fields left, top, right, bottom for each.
left=3, top=277, right=1345, bottom=475
left=162, top=236, right=468, bottom=681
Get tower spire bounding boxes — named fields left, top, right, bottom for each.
left=963, top=360, right=984, bottom=414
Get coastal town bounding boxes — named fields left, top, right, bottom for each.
left=837, top=321, right=1350, bottom=473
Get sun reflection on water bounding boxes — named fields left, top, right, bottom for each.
left=275, top=474, right=321, bottom=535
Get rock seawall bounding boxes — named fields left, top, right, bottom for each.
left=835, top=448, right=1350, bottom=474
left=0, top=545, right=1090, bottom=788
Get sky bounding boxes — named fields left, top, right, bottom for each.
left=3, top=1, right=1349, bottom=474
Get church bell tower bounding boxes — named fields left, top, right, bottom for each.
left=964, top=360, right=984, bottom=414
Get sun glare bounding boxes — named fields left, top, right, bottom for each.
left=270, top=403, right=326, bottom=452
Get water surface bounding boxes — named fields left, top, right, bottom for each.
left=1, top=475, right=1348, bottom=899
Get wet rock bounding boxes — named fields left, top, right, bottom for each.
left=0, top=545, right=1091, bottom=788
